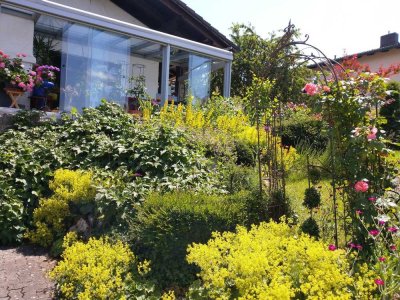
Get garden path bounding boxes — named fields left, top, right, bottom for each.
left=0, top=246, right=55, bottom=299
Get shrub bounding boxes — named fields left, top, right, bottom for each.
left=303, top=187, right=321, bottom=209
left=281, top=119, right=329, bottom=151
left=301, top=217, right=320, bottom=238
left=187, top=221, right=354, bottom=299
left=50, top=235, right=134, bottom=299
left=267, top=190, right=292, bottom=222
left=0, top=187, right=25, bottom=245
left=130, top=191, right=249, bottom=288
left=26, top=169, right=94, bottom=249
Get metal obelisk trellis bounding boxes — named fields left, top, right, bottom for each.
left=255, top=22, right=346, bottom=247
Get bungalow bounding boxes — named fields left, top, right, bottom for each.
left=0, top=0, right=235, bottom=111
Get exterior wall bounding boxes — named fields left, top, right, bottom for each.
left=358, top=48, right=400, bottom=81
left=50, top=0, right=147, bottom=27
left=0, top=10, right=36, bottom=108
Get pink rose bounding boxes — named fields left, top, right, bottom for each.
left=18, top=82, right=26, bottom=89
left=303, top=83, right=318, bottom=96
left=354, top=180, right=368, bottom=192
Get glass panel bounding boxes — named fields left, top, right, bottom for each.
left=188, top=54, right=211, bottom=103
left=60, top=23, right=129, bottom=111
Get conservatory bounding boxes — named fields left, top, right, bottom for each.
left=0, top=0, right=233, bottom=111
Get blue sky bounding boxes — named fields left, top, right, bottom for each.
left=182, top=0, right=400, bottom=58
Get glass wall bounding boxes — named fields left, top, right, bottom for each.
left=0, top=4, right=230, bottom=111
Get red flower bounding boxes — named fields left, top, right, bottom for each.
left=328, top=244, right=336, bottom=251
left=374, top=279, right=384, bottom=286
left=368, top=196, right=376, bottom=202
left=378, top=257, right=385, bottom=262
left=369, top=229, right=380, bottom=236
left=303, top=83, right=318, bottom=96
left=390, top=245, right=397, bottom=251
left=354, top=180, right=368, bottom=192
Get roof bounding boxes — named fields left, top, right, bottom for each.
left=110, top=0, right=238, bottom=51
left=308, top=43, right=400, bottom=69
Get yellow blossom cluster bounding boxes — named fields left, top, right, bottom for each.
left=187, top=221, right=367, bottom=299
left=49, top=235, right=134, bottom=300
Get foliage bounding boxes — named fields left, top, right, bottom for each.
left=130, top=191, right=250, bottom=288
left=354, top=189, right=400, bottom=298
left=301, top=217, right=320, bottom=238
left=0, top=102, right=223, bottom=238
left=187, top=221, right=357, bottom=299
left=26, top=169, right=94, bottom=248
left=267, top=190, right=292, bottom=222
left=281, top=107, right=328, bottom=151
left=380, top=81, right=400, bottom=143
left=50, top=235, right=134, bottom=299
left=0, top=185, right=24, bottom=245
left=303, top=187, right=321, bottom=210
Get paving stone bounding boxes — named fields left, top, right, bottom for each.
left=0, top=246, right=55, bottom=299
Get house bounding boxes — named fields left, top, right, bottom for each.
left=0, top=0, right=235, bottom=111
left=309, top=32, right=400, bottom=81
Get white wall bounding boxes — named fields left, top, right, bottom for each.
left=0, top=10, right=36, bottom=108
left=129, top=56, right=159, bottom=99
left=358, top=48, right=400, bottom=81
left=51, top=0, right=147, bottom=27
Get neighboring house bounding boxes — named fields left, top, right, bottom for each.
left=0, top=0, right=235, bottom=111
left=310, top=32, right=400, bottom=81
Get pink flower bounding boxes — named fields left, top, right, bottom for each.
left=328, top=244, right=336, bottom=251
left=369, top=229, right=380, bottom=236
left=356, top=209, right=363, bottom=215
left=303, top=83, right=318, bottom=96
left=322, top=85, right=331, bottom=92
left=354, top=180, right=368, bottom=192
left=378, top=220, right=386, bottom=226
left=388, top=227, right=398, bottom=233
left=0, top=62, right=4, bottom=68
left=390, top=245, right=397, bottom=251
left=29, top=71, right=36, bottom=76
left=374, top=279, right=384, bottom=286
left=368, top=196, right=376, bottom=202
left=378, top=257, right=386, bottom=262
left=367, top=133, right=376, bottom=140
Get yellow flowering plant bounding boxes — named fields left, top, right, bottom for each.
left=187, top=220, right=375, bottom=299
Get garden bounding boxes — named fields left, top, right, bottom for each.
left=0, top=23, right=400, bottom=299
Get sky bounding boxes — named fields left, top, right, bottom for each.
left=182, top=0, right=400, bottom=59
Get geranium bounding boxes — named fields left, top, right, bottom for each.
left=354, top=180, right=368, bottom=192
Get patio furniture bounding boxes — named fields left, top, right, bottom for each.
left=4, top=87, right=25, bottom=109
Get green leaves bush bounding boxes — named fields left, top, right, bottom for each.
left=130, top=191, right=250, bottom=288
left=0, top=102, right=223, bottom=244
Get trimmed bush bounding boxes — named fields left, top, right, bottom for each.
left=130, top=191, right=250, bottom=288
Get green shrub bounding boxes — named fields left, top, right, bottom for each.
left=0, top=101, right=224, bottom=241
left=267, top=190, right=292, bottom=222
left=187, top=221, right=357, bottom=299
left=0, top=187, right=25, bottom=245
left=303, top=187, right=321, bottom=209
left=281, top=119, right=329, bottom=151
left=301, top=217, right=320, bottom=238
left=380, top=81, right=400, bottom=143
left=130, top=191, right=249, bottom=288
left=234, top=140, right=256, bottom=166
